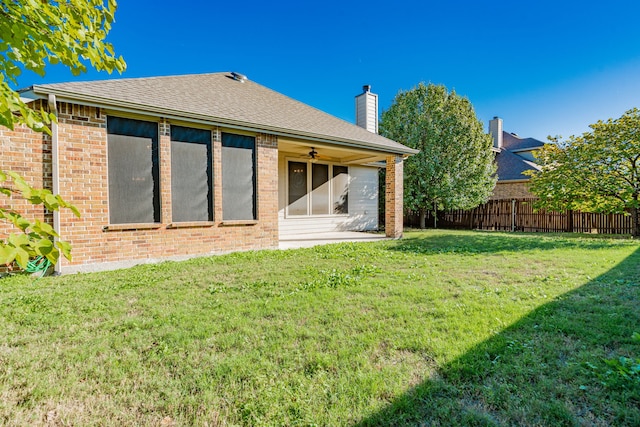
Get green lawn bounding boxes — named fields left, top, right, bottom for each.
left=1, top=230, right=639, bottom=426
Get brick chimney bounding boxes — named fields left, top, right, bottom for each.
left=355, top=85, right=378, bottom=133
left=489, top=116, right=503, bottom=149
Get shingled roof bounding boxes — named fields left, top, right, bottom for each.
left=502, top=132, right=545, bottom=152
left=495, top=149, right=541, bottom=181
left=25, top=72, right=417, bottom=156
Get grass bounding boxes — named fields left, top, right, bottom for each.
left=0, top=229, right=639, bottom=426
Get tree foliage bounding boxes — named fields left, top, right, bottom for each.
left=0, top=0, right=126, bottom=132
left=526, top=108, right=640, bottom=237
left=380, top=83, right=496, bottom=227
left=1, top=1, right=124, bottom=270
left=0, top=170, right=79, bottom=269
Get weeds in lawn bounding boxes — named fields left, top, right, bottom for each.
left=297, top=264, right=381, bottom=292
left=585, top=332, right=640, bottom=391
left=604, top=356, right=640, bottom=384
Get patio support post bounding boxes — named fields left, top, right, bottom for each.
left=385, top=155, right=404, bottom=238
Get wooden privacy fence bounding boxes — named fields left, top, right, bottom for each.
left=411, top=198, right=633, bottom=234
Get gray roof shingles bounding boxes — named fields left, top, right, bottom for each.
left=494, top=131, right=545, bottom=181
left=30, top=72, right=416, bottom=155
left=495, top=147, right=541, bottom=181
left=502, top=131, right=545, bottom=151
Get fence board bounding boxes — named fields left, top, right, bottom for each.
left=408, top=199, right=633, bottom=235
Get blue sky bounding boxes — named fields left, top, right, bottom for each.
left=18, top=0, right=640, bottom=141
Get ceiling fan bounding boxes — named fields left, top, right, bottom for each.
left=293, top=147, right=331, bottom=162
left=307, top=147, right=333, bottom=162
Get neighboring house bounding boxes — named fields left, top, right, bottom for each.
left=1, top=73, right=416, bottom=273
left=488, top=116, right=545, bottom=200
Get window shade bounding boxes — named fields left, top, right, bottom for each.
left=170, top=125, right=212, bottom=222
left=107, top=117, right=159, bottom=224
left=221, top=133, right=256, bottom=220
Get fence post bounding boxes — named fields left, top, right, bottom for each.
left=566, top=210, right=573, bottom=232
left=469, top=208, right=474, bottom=229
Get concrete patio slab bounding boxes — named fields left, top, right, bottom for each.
left=279, top=231, right=388, bottom=250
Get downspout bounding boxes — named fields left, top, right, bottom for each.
left=47, top=94, right=61, bottom=274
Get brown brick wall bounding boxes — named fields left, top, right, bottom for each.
left=0, top=99, right=52, bottom=240
left=385, top=155, right=404, bottom=238
left=2, top=101, right=280, bottom=272
left=490, top=181, right=534, bottom=200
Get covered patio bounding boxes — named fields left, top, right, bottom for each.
left=277, top=137, right=407, bottom=241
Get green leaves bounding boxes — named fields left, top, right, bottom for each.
left=57, top=239, right=72, bottom=262
left=4, top=171, right=80, bottom=217
left=0, top=169, right=78, bottom=269
left=528, top=108, right=640, bottom=236
left=380, top=83, right=497, bottom=218
left=0, top=0, right=127, bottom=132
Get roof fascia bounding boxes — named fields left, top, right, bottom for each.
left=18, top=88, right=37, bottom=103
left=497, top=178, right=530, bottom=183
left=510, top=146, right=544, bottom=153
left=521, top=160, right=541, bottom=170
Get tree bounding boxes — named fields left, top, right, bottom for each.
left=379, top=82, right=497, bottom=228
left=0, top=1, right=125, bottom=271
left=526, top=108, right=640, bottom=237
left=0, top=0, right=126, bottom=133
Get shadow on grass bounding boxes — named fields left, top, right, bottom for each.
left=393, top=230, right=634, bottom=255
left=357, top=244, right=640, bottom=426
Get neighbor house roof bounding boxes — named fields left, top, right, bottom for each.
left=502, top=132, right=545, bottom=152
left=495, top=147, right=541, bottom=181
left=23, top=72, right=417, bottom=156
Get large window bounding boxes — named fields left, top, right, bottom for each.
left=170, top=125, right=213, bottom=222
left=287, top=161, right=349, bottom=216
left=221, top=133, right=256, bottom=220
left=107, top=116, right=160, bottom=224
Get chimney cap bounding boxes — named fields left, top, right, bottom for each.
left=362, top=84, right=371, bottom=93
left=493, top=116, right=500, bottom=120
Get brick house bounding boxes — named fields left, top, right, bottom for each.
left=488, top=116, right=545, bottom=200
left=1, top=73, right=416, bottom=273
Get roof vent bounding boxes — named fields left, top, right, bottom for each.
left=230, top=72, right=247, bottom=83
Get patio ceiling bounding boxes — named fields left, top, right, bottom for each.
left=278, top=137, right=389, bottom=165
